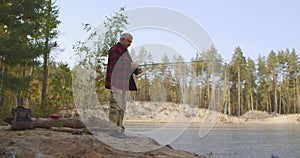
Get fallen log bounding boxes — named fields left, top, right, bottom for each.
left=32, top=117, right=86, bottom=128
left=4, top=116, right=110, bottom=131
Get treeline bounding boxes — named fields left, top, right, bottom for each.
left=129, top=46, right=300, bottom=116
left=225, top=47, right=299, bottom=115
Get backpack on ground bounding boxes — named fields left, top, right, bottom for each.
left=11, top=106, right=34, bottom=130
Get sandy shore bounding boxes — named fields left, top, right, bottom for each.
left=70, top=102, right=300, bottom=124
left=2, top=102, right=299, bottom=158
left=124, top=106, right=300, bottom=124
left=0, top=126, right=206, bottom=158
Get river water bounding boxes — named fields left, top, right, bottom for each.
left=126, top=123, right=300, bottom=158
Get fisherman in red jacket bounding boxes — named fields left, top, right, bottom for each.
left=105, top=33, right=142, bottom=138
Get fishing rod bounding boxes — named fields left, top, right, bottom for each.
left=138, top=60, right=223, bottom=67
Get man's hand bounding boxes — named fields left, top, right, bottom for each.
left=131, top=62, right=139, bottom=69
left=135, top=68, right=142, bottom=75
left=131, top=62, right=142, bottom=75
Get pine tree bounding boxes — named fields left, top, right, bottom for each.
left=0, top=0, right=48, bottom=108
left=245, top=57, right=256, bottom=111
left=277, top=50, right=288, bottom=114
left=230, top=47, right=246, bottom=116
left=160, top=55, right=174, bottom=102
left=223, top=63, right=231, bottom=114
left=191, top=52, right=207, bottom=108
left=40, top=0, right=60, bottom=109
left=267, top=50, right=278, bottom=113
left=47, top=62, right=73, bottom=114
left=288, top=49, right=298, bottom=113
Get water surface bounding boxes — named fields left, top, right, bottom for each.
left=126, top=123, right=300, bottom=158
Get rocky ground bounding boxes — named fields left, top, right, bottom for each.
left=0, top=125, right=206, bottom=158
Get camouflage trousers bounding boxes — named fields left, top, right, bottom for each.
left=108, top=87, right=127, bottom=131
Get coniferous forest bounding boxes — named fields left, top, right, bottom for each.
left=1, top=2, right=299, bottom=122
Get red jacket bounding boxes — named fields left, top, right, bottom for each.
left=105, top=42, right=137, bottom=91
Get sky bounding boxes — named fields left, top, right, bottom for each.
left=55, top=0, right=300, bottom=67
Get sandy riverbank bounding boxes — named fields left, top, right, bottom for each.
left=121, top=102, right=300, bottom=124
left=0, top=125, right=206, bottom=158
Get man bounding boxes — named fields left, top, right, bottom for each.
left=105, top=33, right=142, bottom=138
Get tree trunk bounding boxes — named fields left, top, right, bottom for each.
left=26, top=67, right=34, bottom=108
left=279, top=83, right=282, bottom=114
left=298, top=76, right=300, bottom=113
left=228, top=101, right=231, bottom=116
left=238, top=65, right=241, bottom=116
left=210, top=63, right=215, bottom=110
left=294, top=80, right=297, bottom=113
left=199, top=65, right=204, bottom=108
left=206, top=66, right=210, bottom=108
left=0, top=66, right=6, bottom=107
left=41, top=46, right=49, bottom=107
left=286, top=77, right=290, bottom=113
left=268, top=92, right=272, bottom=113
left=223, top=102, right=227, bottom=114
left=16, top=64, right=25, bottom=107
left=251, top=94, right=254, bottom=111
left=266, top=93, right=269, bottom=112
left=41, top=0, right=51, bottom=108
left=273, top=70, right=278, bottom=113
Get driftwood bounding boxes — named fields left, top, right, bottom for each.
left=51, top=127, right=76, bottom=133
left=50, top=127, right=90, bottom=135
left=32, top=118, right=86, bottom=128
left=4, top=116, right=112, bottom=136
